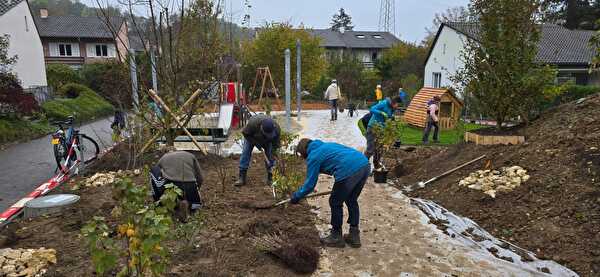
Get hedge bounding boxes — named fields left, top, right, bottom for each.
left=41, top=83, right=114, bottom=122
left=0, top=118, right=53, bottom=145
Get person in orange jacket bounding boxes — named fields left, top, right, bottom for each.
left=375, top=84, right=383, bottom=101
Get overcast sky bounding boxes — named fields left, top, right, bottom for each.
left=225, top=0, right=470, bottom=43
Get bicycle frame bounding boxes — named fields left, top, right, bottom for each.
left=52, top=123, right=82, bottom=174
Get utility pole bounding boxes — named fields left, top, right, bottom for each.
left=379, top=0, right=396, bottom=35
left=284, top=49, right=291, bottom=130
left=129, top=49, right=139, bottom=112
left=296, top=39, right=301, bottom=121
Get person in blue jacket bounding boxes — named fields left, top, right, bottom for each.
left=291, top=138, right=370, bottom=248
left=365, top=96, right=402, bottom=169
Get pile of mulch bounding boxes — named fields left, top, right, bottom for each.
left=398, top=94, right=600, bottom=276
left=1, top=147, right=319, bottom=276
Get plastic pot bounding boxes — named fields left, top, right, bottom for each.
left=373, top=170, right=388, bottom=183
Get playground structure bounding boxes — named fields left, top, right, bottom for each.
left=250, top=67, right=281, bottom=107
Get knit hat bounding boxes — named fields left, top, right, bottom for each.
left=261, top=118, right=277, bottom=140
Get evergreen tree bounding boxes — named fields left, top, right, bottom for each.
left=540, top=0, right=600, bottom=30
left=330, top=8, right=354, bottom=32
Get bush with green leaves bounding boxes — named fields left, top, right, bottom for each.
left=41, top=83, right=114, bottom=121
left=371, top=119, right=402, bottom=170
left=80, top=61, right=131, bottom=108
left=46, top=64, right=81, bottom=91
left=272, top=131, right=302, bottom=197
left=81, top=178, right=182, bottom=276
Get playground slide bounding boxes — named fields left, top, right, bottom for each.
left=218, top=103, right=234, bottom=135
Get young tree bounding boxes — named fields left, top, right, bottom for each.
left=452, top=0, right=556, bottom=129
left=330, top=8, right=354, bottom=32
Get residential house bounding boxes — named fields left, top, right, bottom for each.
left=309, top=29, right=400, bottom=68
left=425, top=22, right=599, bottom=91
left=0, top=0, right=47, bottom=88
left=35, top=9, right=129, bottom=68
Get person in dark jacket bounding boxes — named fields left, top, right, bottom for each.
left=235, top=114, right=281, bottom=187
left=291, top=139, right=370, bottom=248
left=365, top=96, right=402, bottom=169
left=150, top=149, right=204, bottom=217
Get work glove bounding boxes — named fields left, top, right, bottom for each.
left=381, top=111, right=388, bottom=118
left=290, top=192, right=301, bottom=204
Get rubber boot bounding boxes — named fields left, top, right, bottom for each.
left=343, top=226, right=361, bottom=248
left=234, top=170, right=247, bottom=187
left=320, top=229, right=345, bottom=248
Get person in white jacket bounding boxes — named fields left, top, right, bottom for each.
left=324, top=79, right=342, bottom=121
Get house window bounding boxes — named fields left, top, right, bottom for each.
left=432, top=72, right=442, bottom=88
left=95, top=45, right=108, bottom=57
left=59, top=44, right=73, bottom=56
left=372, top=35, right=383, bottom=39
left=24, top=16, right=29, bottom=32
left=443, top=43, right=447, bottom=55
left=355, top=35, right=365, bottom=39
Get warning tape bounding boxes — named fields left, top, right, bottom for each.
left=0, top=143, right=118, bottom=226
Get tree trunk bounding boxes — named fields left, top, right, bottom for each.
left=566, top=0, right=579, bottom=29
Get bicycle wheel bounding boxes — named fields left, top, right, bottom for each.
left=79, top=134, right=100, bottom=164
left=53, top=138, right=69, bottom=170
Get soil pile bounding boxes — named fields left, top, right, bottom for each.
left=1, top=148, right=319, bottom=276
left=401, top=93, right=600, bottom=276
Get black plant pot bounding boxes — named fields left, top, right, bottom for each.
left=373, top=170, right=388, bottom=184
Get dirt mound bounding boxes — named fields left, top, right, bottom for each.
left=401, top=94, right=600, bottom=276
left=3, top=148, right=319, bottom=276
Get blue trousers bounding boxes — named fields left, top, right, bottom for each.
left=329, top=99, right=338, bottom=120
left=422, top=119, right=439, bottom=142
left=329, top=165, right=370, bottom=230
left=239, top=138, right=274, bottom=172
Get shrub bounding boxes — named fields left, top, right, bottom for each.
left=41, top=83, right=114, bottom=121
left=560, top=85, right=600, bottom=102
left=0, top=117, right=52, bottom=145
left=58, top=83, right=87, bottom=98
left=46, top=64, right=81, bottom=91
left=0, top=72, right=39, bottom=115
left=80, top=62, right=131, bottom=108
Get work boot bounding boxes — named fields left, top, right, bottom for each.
left=175, top=200, right=190, bottom=222
left=266, top=171, right=273, bottom=186
left=234, top=170, right=247, bottom=187
left=343, top=226, right=361, bottom=248
left=320, top=229, right=345, bottom=248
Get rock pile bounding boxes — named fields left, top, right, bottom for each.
left=0, top=248, right=56, bottom=277
left=459, top=166, right=530, bottom=198
left=75, top=169, right=142, bottom=189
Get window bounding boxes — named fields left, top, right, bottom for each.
left=443, top=43, right=446, bottom=55
left=59, top=44, right=72, bottom=56
left=355, top=35, right=365, bottom=39
left=24, top=16, right=29, bottom=32
left=371, top=52, right=378, bottom=62
left=95, top=45, right=108, bottom=57
left=372, top=35, right=383, bottom=39
left=432, top=72, right=442, bottom=88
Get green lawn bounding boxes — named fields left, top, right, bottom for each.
left=0, top=117, right=53, bottom=146
left=398, top=122, right=484, bottom=145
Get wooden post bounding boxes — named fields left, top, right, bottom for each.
left=147, top=89, right=208, bottom=155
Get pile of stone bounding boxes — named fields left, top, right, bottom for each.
left=458, top=166, right=530, bottom=198
left=78, top=169, right=142, bottom=189
left=0, top=248, right=56, bottom=277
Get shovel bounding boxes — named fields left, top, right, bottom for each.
left=242, top=191, right=332, bottom=209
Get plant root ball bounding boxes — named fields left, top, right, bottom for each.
left=273, top=243, right=320, bottom=274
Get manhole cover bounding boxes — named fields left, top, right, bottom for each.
left=24, top=194, right=80, bottom=219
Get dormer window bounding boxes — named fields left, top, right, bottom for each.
left=355, top=35, right=365, bottom=39
left=372, top=35, right=383, bottom=39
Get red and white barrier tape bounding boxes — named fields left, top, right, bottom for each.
left=0, top=143, right=118, bottom=225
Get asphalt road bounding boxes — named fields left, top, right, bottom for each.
left=0, top=116, right=114, bottom=211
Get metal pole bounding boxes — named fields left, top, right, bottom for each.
left=150, top=50, right=158, bottom=92
left=129, top=49, right=139, bottom=112
left=284, top=49, right=291, bottom=130
left=296, top=39, right=301, bottom=121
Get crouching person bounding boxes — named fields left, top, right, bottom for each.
left=291, top=138, right=370, bottom=248
left=150, top=148, right=203, bottom=218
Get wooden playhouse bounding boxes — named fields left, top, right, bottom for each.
left=403, top=87, right=463, bottom=129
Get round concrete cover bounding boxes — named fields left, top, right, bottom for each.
left=25, top=194, right=80, bottom=208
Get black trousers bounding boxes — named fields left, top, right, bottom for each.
left=150, top=166, right=202, bottom=210
left=329, top=165, right=370, bottom=230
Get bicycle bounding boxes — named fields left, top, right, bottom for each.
left=51, top=116, right=99, bottom=175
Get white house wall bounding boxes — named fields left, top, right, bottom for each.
left=424, top=25, right=466, bottom=93
left=0, top=2, right=47, bottom=88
